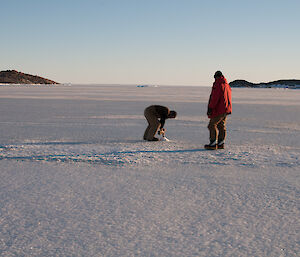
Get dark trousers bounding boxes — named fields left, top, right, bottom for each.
left=143, top=106, right=161, bottom=140
left=208, top=114, right=227, bottom=143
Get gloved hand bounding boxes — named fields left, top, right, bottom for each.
left=158, top=128, right=165, bottom=135
left=207, top=107, right=212, bottom=116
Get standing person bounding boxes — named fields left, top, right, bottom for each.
left=205, top=71, right=232, bottom=150
left=143, top=105, right=177, bottom=141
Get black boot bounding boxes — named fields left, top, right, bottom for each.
left=148, top=137, right=159, bottom=141
left=217, top=140, right=225, bottom=149
left=204, top=140, right=217, bottom=150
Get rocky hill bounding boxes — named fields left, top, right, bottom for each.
left=0, top=70, right=59, bottom=84
left=230, top=79, right=300, bottom=89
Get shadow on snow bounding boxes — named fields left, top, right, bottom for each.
left=0, top=148, right=207, bottom=165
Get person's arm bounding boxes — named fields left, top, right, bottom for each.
left=207, top=94, right=212, bottom=116
left=155, top=106, right=169, bottom=129
left=160, top=117, right=166, bottom=129
left=208, top=83, right=222, bottom=109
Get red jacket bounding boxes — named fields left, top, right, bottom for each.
left=208, top=75, right=232, bottom=118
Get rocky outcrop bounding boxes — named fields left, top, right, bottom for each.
left=229, top=80, right=257, bottom=88
left=0, top=70, right=59, bottom=84
left=229, top=79, right=300, bottom=89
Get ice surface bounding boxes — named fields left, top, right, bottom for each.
left=0, top=84, right=299, bottom=256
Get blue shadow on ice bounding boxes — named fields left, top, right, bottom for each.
left=107, top=148, right=206, bottom=155
left=21, top=141, right=92, bottom=146
left=0, top=148, right=206, bottom=164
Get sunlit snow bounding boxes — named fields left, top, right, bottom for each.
left=0, top=84, right=299, bottom=256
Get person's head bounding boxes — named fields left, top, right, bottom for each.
left=214, top=70, right=223, bottom=79
left=168, top=110, right=177, bottom=119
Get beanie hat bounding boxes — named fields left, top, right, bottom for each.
left=214, top=70, right=223, bottom=78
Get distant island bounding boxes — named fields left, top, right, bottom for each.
left=0, top=70, right=59, bottom=84
left=229, top=79, right=300, bottom=89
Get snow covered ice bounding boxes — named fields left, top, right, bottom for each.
left=0, top=84, right=299, bottom=256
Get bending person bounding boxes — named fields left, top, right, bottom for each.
left=143, top=105, right=177, bottom=141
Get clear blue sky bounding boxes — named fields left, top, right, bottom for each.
left=1, top=0, right=300, bottom=85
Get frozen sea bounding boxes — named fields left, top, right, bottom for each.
left=0, top=84, right=299, bottom=256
